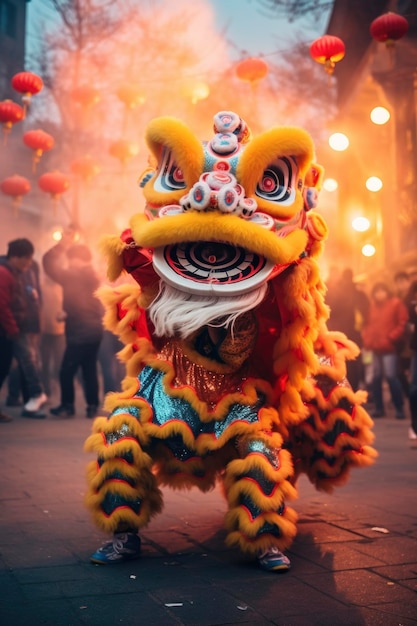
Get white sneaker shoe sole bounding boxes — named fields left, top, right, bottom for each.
left=24, top=393, right=48, bottom=413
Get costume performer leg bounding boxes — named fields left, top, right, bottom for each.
left=84, top=407, right=163, bottom=534
left=223, top=432, right=298, bottom=557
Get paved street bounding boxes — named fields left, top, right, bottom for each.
left=0, top=398, right=416, bottom=625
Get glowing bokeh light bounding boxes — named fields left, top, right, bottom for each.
left=328, top=132, right=349, bottom=151
left=190, top=81, right=210, bottom=104
left=323, top=178, right=338, bottom=192
left=52, top=229, right=62, bottom=241
left=180, top=80, right=210, bottom=104
left=370, top=106, right=390, bottom=125
left=366, top=176, right=383, bottom=192
left=352, top=216, right=370, bottom=232
left=362, top=244, right=376, bottom=257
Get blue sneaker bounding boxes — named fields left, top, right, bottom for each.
left=258, top=547, right=291, bottom=572
left=90, top=532, right=141, bottom=564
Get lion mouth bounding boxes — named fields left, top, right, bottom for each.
left=152, top=240, right=275, bottom=296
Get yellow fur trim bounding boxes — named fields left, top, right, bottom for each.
left=130, top=210, right=308, bottom=266
left=224, top=446, right=293, bottom=487
left=143, top=116, right=204, bottom=205
left=86, top=458, right=141, bottom=492
left=301, top=446, right=378, bottom=494
left=226, top=476, right=297, bottom=511
left=151, top=441, right=235, bottom=492
left=84, top=486, right=163, bottom=533
left=224, top=506, right=298, bottom=554
left=95, top=285, right=144, bottom=345
left=268, top=257, right=331, bottom=437
left=155, top=471, right=218, bottom=492
left=99, top=235, right=126, bottom=282
left=84, top=412, right=150, bottom=458
left=224, top=454, right=297, bottom=510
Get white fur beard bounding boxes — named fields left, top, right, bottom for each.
left=148, top=280, right=267, bottom=339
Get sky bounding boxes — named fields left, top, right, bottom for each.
left=209, top=0, right=331, bottom=58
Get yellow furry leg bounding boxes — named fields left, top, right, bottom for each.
left=84, top=412, right=163, bottom=533
left=223, top=433, right=298, bottom=556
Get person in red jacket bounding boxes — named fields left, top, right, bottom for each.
left=362, top=282, right=409, bottom=419
left=0, top=239, right=37, bottom=422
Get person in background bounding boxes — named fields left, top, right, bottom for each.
left=42, top=231, right=104, bottom=418
left=0, top=239, right=47, bottom=421
left=6, top=258, right=43, bottom=409
left=393, top=270, right=412, bottom=396
left=40, top=273, right=66, bottom=398
left=405, top=280, right=417, bottom=445
left=98, top=330, right=124, bottom=394
left=362, top=282, right=408, bottom=419
left=326, top=267, right=370, bottom=391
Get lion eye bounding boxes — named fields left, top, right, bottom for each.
left=255, top=157, right=297, bottom=206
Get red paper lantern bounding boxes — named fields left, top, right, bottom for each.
left=236, top=57, right=268, bottom=84
left=38, top=171, right=70, bottom=213
left=38, top=171, right=70, bottom=197
left=116, top=84, right=145, bottom=109
left=71, top=155, right=101, bottom=182
left=23, top=129, right=54, bottom=171
left=0, top=99, right=24, bottom=142
left=11, top=71, right=43, bottom=96
left=11, top=71, right=43, bottom=110
left=109, top=139, right=139, bottom=165
left=72, top=85, right=101, bottom=108
left=1, top=174, right=31, bottom=214
left=310, top=35, right=345, bottom=75
left=370, top=12, right=409, bottom=47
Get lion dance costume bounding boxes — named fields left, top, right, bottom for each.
left=84, top=111, right=376, bottom=571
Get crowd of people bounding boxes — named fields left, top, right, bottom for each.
left=0, top=232, right=123, bottom=423
left=326, top=265, right=417, bottom=444
left=1, top=235, right=417, bottom=444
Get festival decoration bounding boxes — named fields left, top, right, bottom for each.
left=109, top=139, right=139, bottom=166
left=309, top=35, right=345, bottom=75
left=11, top=71, right=43, bottom=111
left=72, top=85, right=101, bottom=109
left=38, top=170, right=70, bottom=213
left=0, top=174, right=31, bottom=214
left=70, top=155, right=101, bottom=182
left=370, top=12, right=409, bottom=47
left=116, top=84, right=145, bottom=109
left=235, top=57, right=268, bottom=84
left=0, top=99, right=24, bottom=143
left=23, top=129, right=54, bottom=171
left=84, top=110, right=376, bottom=571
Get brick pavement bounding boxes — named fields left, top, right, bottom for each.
left=0, top=401, right=416, bottom=626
